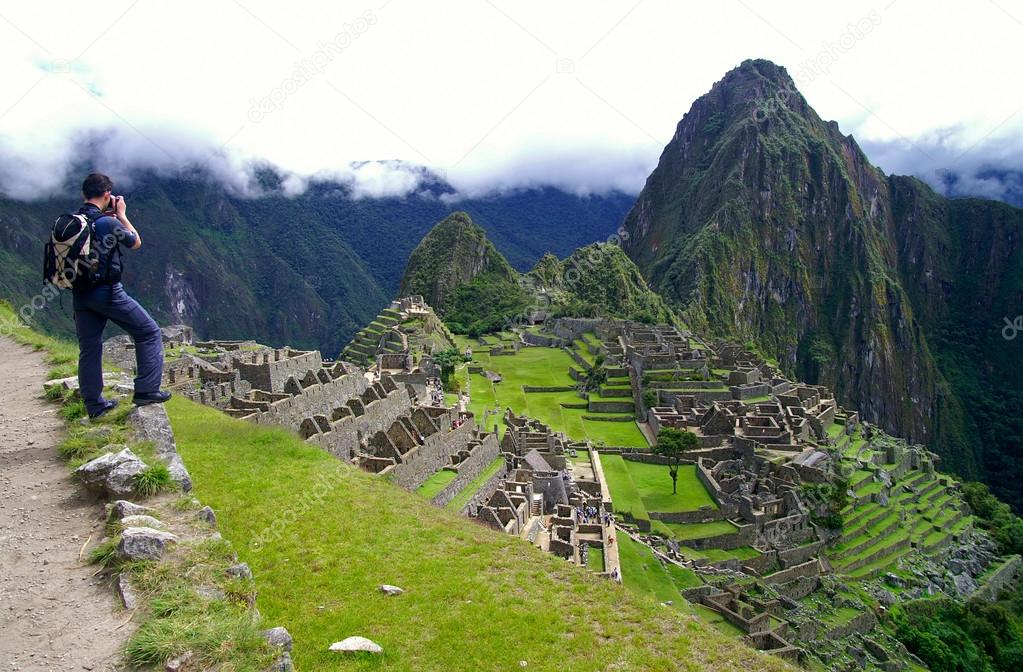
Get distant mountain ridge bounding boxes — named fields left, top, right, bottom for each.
left=0, top=173, right=633, bottom=355
left=621, top=58, right=1023, bottom=510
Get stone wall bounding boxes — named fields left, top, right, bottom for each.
left=381, top=416, right=479, bottom=491
left=234, top=349, right=322, bottom=393
left=684, top=523, right=756, bottom=550
left=305, top=386, right=413, bottom=461
left=973, top=555, right=1023, bottom=602
left=522, top=332, right=569, bottom=348
left=778, top=541, right=824, bottom=568
left=762, top=559, right=821, bottom=586
left=822, top=611, right=877, bottom=641
left=430, top=435, right=502, bottom=508
left=772, top=575, right=820, bottom=601
left=649, top=508, right=724, bottom=524
left=549, top=317, right=603, bottom=342
left=460, top=462, right=512, bottom=516
left=237, top=372, right=370, bottom=429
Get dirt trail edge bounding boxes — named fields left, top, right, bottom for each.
left=0, top=336, right=127, bottom=671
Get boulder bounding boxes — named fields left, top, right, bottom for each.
left=117, top=573, right=138, bottom=610
left=328, top=636, right=383, bottom=654
left=268, top=652, right=293, bottom=672
left=108, top=500, right=154, bottom=521
left=117, top=526, right=178, bottom=561
left=106, top=460, right=148, bottom=497
left=128, top=405, right=193, bottom=492
left=953, top=573, right=978, bottom=596
left=74, top=447, right=147, bottom=497
left=195, top=585, right=226, bottom=601
left=226, top=563, right=253, bottom=580
left=120, top=514, right=164, bottom=529
left=884, top=573, right=906, bottom=589
left=263, top=626, right=293, bottom=652
left=197, top=506, right=217, bottom=526
left=164, top=650, right=194, bottom=672
left=379, top=584, right=404, bottom=596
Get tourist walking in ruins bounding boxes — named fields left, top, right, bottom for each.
left=71, top=173, right=170, bottom=418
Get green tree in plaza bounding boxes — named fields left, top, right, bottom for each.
left=653, top=427, right=699, bottom=495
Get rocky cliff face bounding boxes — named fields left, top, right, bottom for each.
left=398, top=211, right=520, bottom=313
left=622, top=59, right=1023, bottom=503
left=528, top=243, right=676, bottom=324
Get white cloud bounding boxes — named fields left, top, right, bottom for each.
left=0, top=0, right=1021, bottom=200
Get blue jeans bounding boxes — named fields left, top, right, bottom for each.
left=73, top=283, right=164, bottom=415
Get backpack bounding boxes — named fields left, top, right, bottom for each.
left=43, top=212, right=99, bottom=289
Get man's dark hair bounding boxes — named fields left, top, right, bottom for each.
left=82, top=173, right=114, bottom=199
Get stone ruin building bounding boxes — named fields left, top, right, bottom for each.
left=154, top=333, right=510, bottom=513
left=463, top=411, right=621, bottom=579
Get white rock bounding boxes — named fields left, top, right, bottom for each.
left=379, top=584, right=404, bottom=595
left=120, top=514, right=163, bottom=529
left=328, top=636, right=383, bottom=654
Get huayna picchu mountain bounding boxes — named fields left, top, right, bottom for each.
left=528, top=243, right=676, bottom=324
left=399, top=213, right=677, bottom=335
left=622, top=59, right=1023, bottom=511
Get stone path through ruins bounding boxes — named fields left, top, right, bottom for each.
left=0, top=336, right=126, bottom=671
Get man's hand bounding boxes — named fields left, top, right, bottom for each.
left=112, top=195, right=142, bottom=249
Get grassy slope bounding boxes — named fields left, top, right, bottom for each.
left=167, top=396, right=790, bottom=672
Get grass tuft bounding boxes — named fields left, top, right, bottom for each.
left=135, top=462, right=175, bottom=497
left=59, top=398, right=87, bottom=422
left=87, top=536, right=121, bottom=568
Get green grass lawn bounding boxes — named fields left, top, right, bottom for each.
left=166, top=397, right=789, bottom=671
left=417, top=469, right=457, bottom=499
left=599, top=454, right=649, bottom=522
left=691, top=604, right=747, bottom=638
left=661, top=520, right=738, bottom=541
left=616, top=534, right=683, bottom=605
left=452, top=337, right=648, bottom=448
left=601, top=456, right=719, bottom=525
left=684, top=546, right=761, bottom=562
left=445, top=457, right=505, bottom=512
left=0, top=300, right=84, bottom=380
left=620, top=461, right=719, bottom=513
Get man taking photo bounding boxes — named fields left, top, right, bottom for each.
left=74, top=172, right=170, bottom=419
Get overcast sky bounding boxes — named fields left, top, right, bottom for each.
left=1, top=0, right=1021, bottom=200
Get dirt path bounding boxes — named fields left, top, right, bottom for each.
left=0, top=337, right=127, bottom=671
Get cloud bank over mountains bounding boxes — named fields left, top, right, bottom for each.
left=0, top=1, right=1021, bottom=204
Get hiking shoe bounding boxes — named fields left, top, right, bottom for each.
left=88, top=399, right=119, bottom=420
left=133, top=390, right=172, bottom=406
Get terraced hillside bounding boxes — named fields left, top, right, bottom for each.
left=827, top=430, right=974, bottom=581
left=341, top=300, right=457, bottom=368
